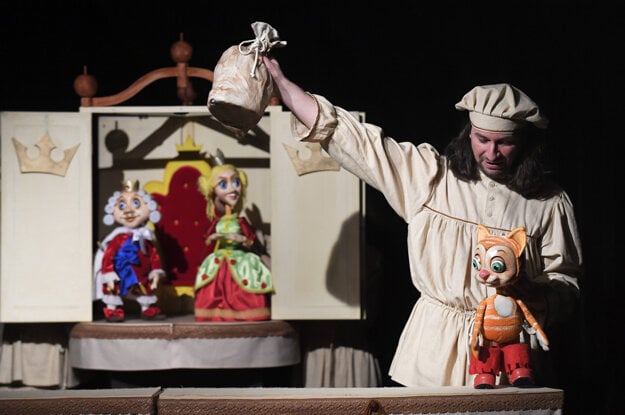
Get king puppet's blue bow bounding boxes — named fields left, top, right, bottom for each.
left=114, top=237, right=140, bottom=296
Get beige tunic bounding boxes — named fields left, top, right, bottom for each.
left=292, top=94, right=582, bottom=387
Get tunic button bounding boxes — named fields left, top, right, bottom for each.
left=486, top=210, right=492, bottom=217
left=488, top=196, right=494, bottom=201
left=489, top=182, right=496, bottom=188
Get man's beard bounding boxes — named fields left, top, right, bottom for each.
left=479, top=164, right=511, bottom=183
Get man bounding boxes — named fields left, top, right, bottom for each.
left=262, top=55, right=582, bottom=387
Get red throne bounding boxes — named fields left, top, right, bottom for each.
left=144, top=137, right=212, bottom=314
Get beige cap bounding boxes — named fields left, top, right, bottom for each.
left=455, top=83, right=548, bottom=131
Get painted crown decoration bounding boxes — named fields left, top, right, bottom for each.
left=12, top=133, right=80, bottom=177
left=282, top=142, right=340, bottom=176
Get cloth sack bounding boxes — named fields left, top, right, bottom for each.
left=208, top=22, right=286, bottom=136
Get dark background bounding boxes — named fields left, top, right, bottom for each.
left=1, top=1, right=622, bottom=414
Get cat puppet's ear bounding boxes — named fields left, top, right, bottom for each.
left=476, top=224, right=490, bottom=242
left=507, top=227, right=527, bottom=254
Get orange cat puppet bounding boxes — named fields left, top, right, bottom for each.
left=469, top=224, right=549, bottom=389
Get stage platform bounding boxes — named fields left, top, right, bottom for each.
left=0, top=386, right=563, bottom=415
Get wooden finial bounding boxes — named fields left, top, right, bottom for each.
left=73, top=65, right=98, bottom=99
left=171, top=33, right=192, bottom=64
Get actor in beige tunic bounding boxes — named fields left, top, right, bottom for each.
left=263, top=55, right=582, bottom=387
left=293, top=95, right=581, bottom=387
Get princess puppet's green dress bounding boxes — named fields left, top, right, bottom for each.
left=194, top=212, right=273, bottom=321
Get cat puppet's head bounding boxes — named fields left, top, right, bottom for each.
left=472, top=224, right=527, bottom=288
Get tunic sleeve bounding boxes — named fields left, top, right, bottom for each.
left=542, top=192, right=582, bottom=286
left=538, top=191, right=583, bottom=325
left=291, top=94, right=442, bottom=222
left=517, top=190, right=582, bottom=328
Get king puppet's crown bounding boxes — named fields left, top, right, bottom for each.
left=122, top=180, right=140, bottom=192
left=12, top=133, right=80, bottom=177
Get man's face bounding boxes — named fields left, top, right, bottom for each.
left=469, top=126, right=522, bottom=180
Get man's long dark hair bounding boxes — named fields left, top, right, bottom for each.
left=444, top=122, right=560, bottom=199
